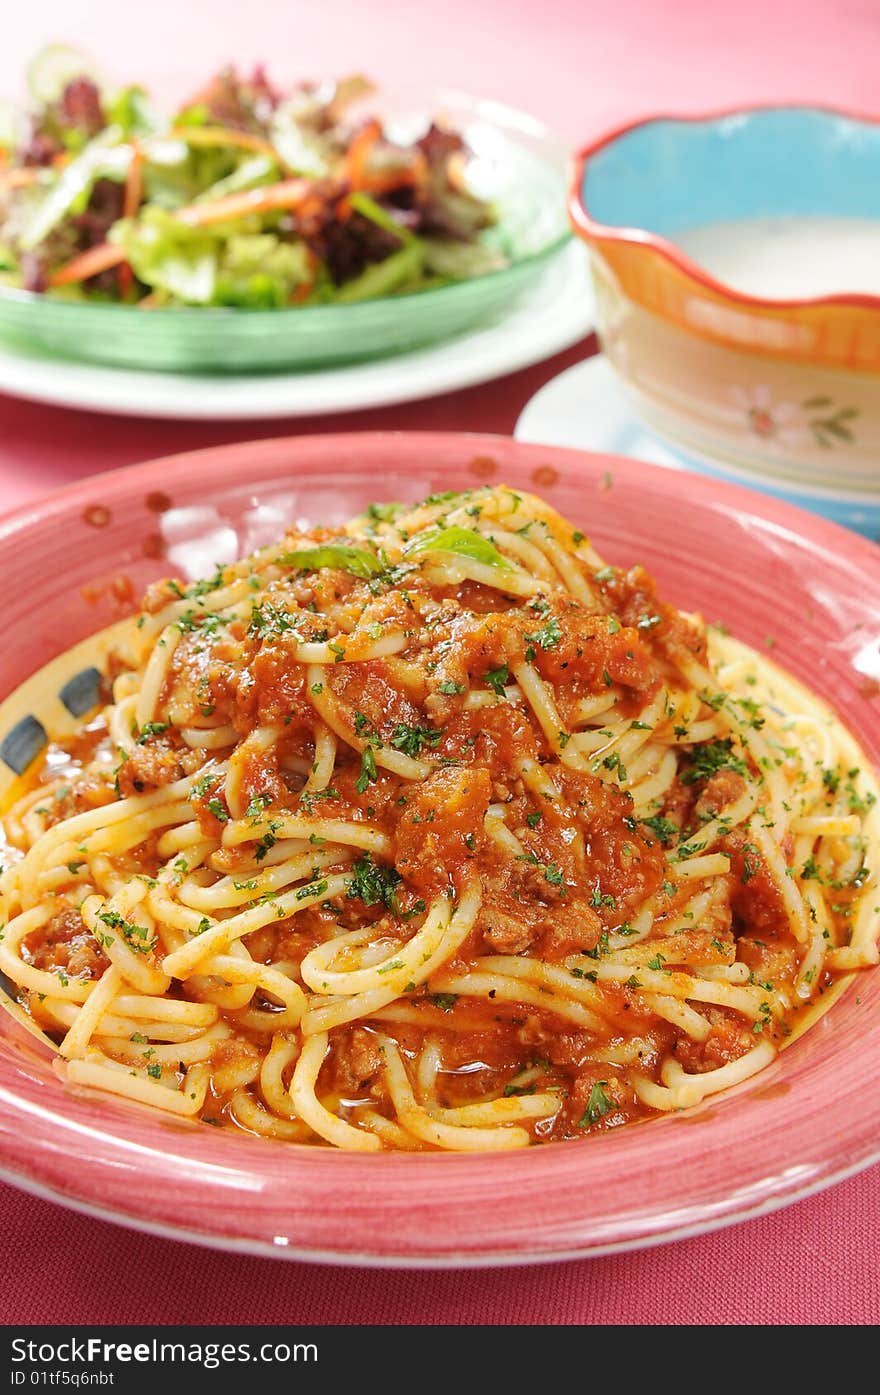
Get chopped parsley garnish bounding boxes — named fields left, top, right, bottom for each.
left=681, top=739, right=748, bottom=786
left=484, top=663, right=509, bottom=697
left=248, top=601, right=298, bottom=640
left=516, top=851, right=567, bottom=896
left=254, top=818, right=282, bottom=862
left=589, top=887, right=616, bottom=909
left=429, top=993, right=458, bottom=1012
left=174, top=609, right=228, bottom=636
left=390, top=722, right=443, bottom=758
left=246, top=792, right=271, bottom=821
left=741, top=843, right=761, bottom=883
left=525, top=811, right=542, bottom=829
left=96, top=909, right=157, bottom=955
left=601, top=752, right=628, bottom=783
left=377, top=958, right=404, bottom=975
left=296, top=878, right=329, bottom=901
left=524, top=615, right=562, bottom=657
left=206, top=797, right=229, bottom=823
left=347, top=853, right=402, bottom=912
left=136, top=722, right=169, bottom=744
left=299, top=786, right=339, bottom=813
left=356, top=747, right=378, bottom=794
left=366, top=500, right=404, bottom=523
left=354, top=710, right=377, bottom=739
left=801, top=854, right=822, bottom=881
left=437, top=680, right=466, bottom=695
left=640, top=815, right=678, bottom=847
left=578, top=1080, right=615, bottom=1128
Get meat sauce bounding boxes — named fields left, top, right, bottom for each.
left=4, top=490, right=858, bottom=1150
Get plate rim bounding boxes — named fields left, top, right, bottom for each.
left=0, top=242, right=593, bottom=420
left=3, top=428, right=880, bottom=1266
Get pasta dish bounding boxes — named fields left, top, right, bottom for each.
left=1, top=485, right=877, bottom=1152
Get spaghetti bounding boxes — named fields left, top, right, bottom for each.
left=1, top=485, right=878, bottom=1151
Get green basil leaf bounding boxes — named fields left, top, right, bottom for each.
left=406, top=525, right=511, bottom=570
left=279, top=543, right=385, bottom=579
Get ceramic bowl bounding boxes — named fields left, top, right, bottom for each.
left=2, top=432, right=880, bottom=1265
left=0, top=88, right=570, bottom=373
left=569, top=106, right=880, bottom=528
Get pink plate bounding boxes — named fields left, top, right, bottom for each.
left=1, top=431, right=880, bottom=1267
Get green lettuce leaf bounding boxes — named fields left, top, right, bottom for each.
left=421, top=237, right=508, bottom=279
left=110, top=206, right=217, bottom=302
left=20, top=126, right=131, bottom=249
left=213, top=232, right=312, bottom=308
left=105, top=85, right=158, bottom=138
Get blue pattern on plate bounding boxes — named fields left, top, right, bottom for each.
left=59, top=666, right=102, bottom=718
left=0, top=714, right=47, bottom=776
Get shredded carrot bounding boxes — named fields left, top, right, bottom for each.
left=175, top=177, right=313, bottom=227
left=48, top=242, right=127, bottom=288
left=344, top=120, right=382, bottom=188
left=123, top=144, right=144, bottom=220
left=355, top=159, right=426, bottom=196
left=343, top=121, right=426, bottom=196
left=289, top=246, right=319, bottom=303
left=169, top=125, right=282, bottom=163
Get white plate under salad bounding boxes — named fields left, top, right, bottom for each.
left=0, top=239, right=592, bottom=419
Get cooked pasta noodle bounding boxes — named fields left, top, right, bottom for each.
left=1, top=484, right=878, bottom=1150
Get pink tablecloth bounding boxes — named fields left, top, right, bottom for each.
left=2, top=0, right=879, bottom=1327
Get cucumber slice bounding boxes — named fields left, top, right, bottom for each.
left=26, top=43, right=98, bottom=105
left=0, top=99, right=21, bottom=151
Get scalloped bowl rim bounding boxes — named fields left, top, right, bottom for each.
left=569, top=101, right=880, bottom=313
left=2, top=430, right=880, bottom=1267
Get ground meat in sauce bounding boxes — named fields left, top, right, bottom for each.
left=115, top=740, right=184, bottom=797
left=23, top=908, right=107, bottom=980
left=329, top=1026, right=384, bottom=1093
left=720, top=826, right=790, bottom=939
left=394, top=765, right=491, bottom=895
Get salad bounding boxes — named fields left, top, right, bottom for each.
left=0, top=46, right=507, bottom=309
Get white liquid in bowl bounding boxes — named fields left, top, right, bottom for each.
left=673, top=216, right=880, bottom=299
